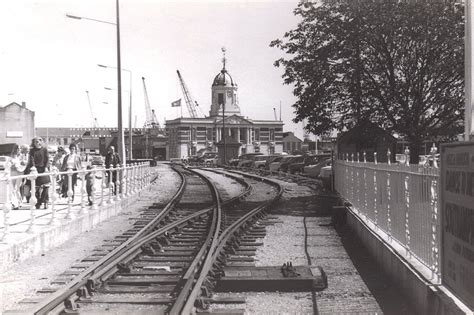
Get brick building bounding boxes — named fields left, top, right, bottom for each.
left=0, top=102, right=35, bottom=146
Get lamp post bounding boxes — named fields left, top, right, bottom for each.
left=66, top=0, right=125, bottom=165
left=222, top=102, right=226, bottom=164
left=99, top=64, right=133, bottom=160
left=105, top=87, right=131, bottom=159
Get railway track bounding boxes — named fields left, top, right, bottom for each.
left=7, top=165, right=283, bottom=315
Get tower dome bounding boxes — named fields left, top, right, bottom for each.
left=212, top=69, right=236, bottom=87
left=209, top=48, right=241, bottom=117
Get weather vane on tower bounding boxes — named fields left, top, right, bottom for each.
left=221, top=47, right=227, bottom=70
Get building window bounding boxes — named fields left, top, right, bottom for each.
left=270, top=129, right=275, bottom=141
left=218, top=93, right=224, bottom=105
left=255, top=129, right=260, bottom=141
left=207, top=128, right=213, bottom=141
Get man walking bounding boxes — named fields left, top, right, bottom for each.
left=105, top=146, right=121, bottom=195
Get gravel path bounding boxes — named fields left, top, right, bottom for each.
left=0, top=163, right=181, bottom=312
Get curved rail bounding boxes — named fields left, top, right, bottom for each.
left=28, top=165, right=188, bottom=314
left=179, top=168, right=284, bottom=314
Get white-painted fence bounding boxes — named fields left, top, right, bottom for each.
left=0, top=162, right=156, bottom=240
left=334, top=151, right=440, bottom=281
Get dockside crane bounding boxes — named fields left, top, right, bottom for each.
left=177, top=70, right=203, bottom=118
left=86, top=90, right=98, bottom=128
left=142, top=77, right=160, bottom=128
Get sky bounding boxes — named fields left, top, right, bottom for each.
left=0, top=0, right=308, bottom=139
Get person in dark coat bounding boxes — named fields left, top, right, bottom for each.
left=105, top=146, right=121, bottom=195
left=24, top=137, right=50, bottom=209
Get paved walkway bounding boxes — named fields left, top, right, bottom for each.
left=0, top=174, right=150, bottom=273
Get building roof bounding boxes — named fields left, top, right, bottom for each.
left=1, top=102, right=34, bottom=112
left=212, top=69, right=236, bottom=87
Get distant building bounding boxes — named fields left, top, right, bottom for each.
left=0, top=102, right=35, bottom=145
left=336, top=121, right=396, bottom=163
left=282, top=132, right=302, bottom=154
left=166, top=56, right=284, bottom=162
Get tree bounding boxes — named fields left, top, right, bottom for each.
left=271, top=0, right=464, bottom=163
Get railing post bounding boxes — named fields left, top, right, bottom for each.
left=1, top=173, right=12, bottom=241
left=108, top=169, right=114, bottom=204
left=65, top=168, right=74, bottom=220
left=430, top=144, right=438, bottom=168
left=115, top=165, right=122, bottom=202
left=133, top=163, right=138, bottom=194
left=404, top=147, right=410, bottom=166
left=26, top=167, right=38, bottom=233
left=351, top=153, right=354, bottom=162
left=430, top=174, right=440, bottom=280
left=374, top=152, right=378, bottom=164
left=80, top=170, right=87, bottom=214
left=387, top=171, right=392, bottom=242
left=123, top=164, right=128, bottom=197
left=90, top=166, right=98, bottom=210
left=356, top=152, right=359, bottom=163
left=373, top=162, right=378, bottom=231
left=404, top=170, right=411, bottom=257
left=49, top=169, right=60, bottom=225
left=100, top=168, right=107, bottom=206
left=387, top=149, right=391, bottom=165
left=363, top=151, right=367, bottom=163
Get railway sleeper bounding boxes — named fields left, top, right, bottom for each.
left=100, top=284, right=176, bottom=293
left=77, top=296, right=173, bottom=304
left=108, top=276, right=180, bottom=285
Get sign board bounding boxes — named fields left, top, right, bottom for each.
left=441, top=142, right=474, bottom=308
left=6, top=131, right=23, bottom=138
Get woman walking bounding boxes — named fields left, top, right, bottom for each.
left=61, top=143, right=83, bottom=201
left=9, top=144, right=27, bottom=209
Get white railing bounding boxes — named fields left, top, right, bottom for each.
left=0, top=162, right=156, bottom=240
left=335, top=150, right=440, bottom=281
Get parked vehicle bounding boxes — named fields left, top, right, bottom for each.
left=269, top=155, right=296, bottom=172
left=320, top=163, right=333, bottom=188
left=279, top=155, right=302, bottom=173
left=252, top=155, right=272, bottom=169
left=265, top=155, right=284, bottom=170
left=304, top=158, right=332, bottom=178
left=238, top=153, right=264, bottom=168
left=0, top=156, right=9, bottom=171
left=200, top=152, right=219, bottom=166
left=90, top=155, right=105, bottom=166
left=234, top=153, right=263, bottom=168
left=169, top=158, right=184, bottom=165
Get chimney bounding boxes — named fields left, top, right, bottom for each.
left=21, top=101, right=26, bottom=107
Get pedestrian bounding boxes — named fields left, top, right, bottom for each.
left=85, top=165, right=96, bottom=206
left=9, top=144, right=27, bottom=209
left=52, top=146, right=66, bottom=171
left=60, top=143, right=83, bottom=201
left=105, top=146, right=121, bottom=195
left=24, top=137, right=50, bottom=209
left=18, top=144, right=30, bottom=204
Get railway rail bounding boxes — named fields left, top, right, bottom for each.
left=7, top=165, right=283, bottom=315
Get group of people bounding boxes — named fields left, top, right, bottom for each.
left=7, top=137, right=122, bottom=210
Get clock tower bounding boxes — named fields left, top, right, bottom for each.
left=209, top=48, right=241, bottom=117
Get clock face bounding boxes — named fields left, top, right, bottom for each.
left=227, top=90, right=233, bottom=97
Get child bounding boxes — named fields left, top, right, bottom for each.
left=85, top=165, right=96, bottom=206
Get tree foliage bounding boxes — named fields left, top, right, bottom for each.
left=271, top=0, right=464, bottom=161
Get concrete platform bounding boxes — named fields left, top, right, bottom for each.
left=0, top=184, right=148, bottom=273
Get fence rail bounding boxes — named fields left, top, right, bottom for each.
left=0, top=162, right=155, bottom=240
left=335, top=157, right=441, bottom=281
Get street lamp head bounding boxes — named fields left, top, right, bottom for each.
left=97, top=64, right=108, bottom=68
left=65, top=14, right=82, bottom=20
left=104, top=87, right=113, bottom=90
